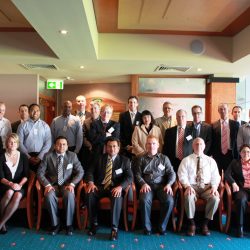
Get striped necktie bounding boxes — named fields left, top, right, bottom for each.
left=221, top=121, right=228, bottom=155
left=177, top=127, right=184, bottom=160
left=57, top=155, right=64, bottom=186
left=103, top=158, right=113, bottom=190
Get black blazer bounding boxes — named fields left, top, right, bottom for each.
left=190, top=122, right=212, bottom=155
left=119, top=111, right=142, bottom=148
left=211, top=119, right=239, bottom=160
left=0, top=152, right=29, bottom=183
left=11, top=120, right=21, bottom=134
left=85, top=154, right=133, bottom=190
left=225, top=159, right=245, bottom=188
left=163, top=125, right=193, bottom=165
left=89, top=119, right=120, bottom=155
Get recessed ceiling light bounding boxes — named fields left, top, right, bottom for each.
left=80, top=65, right=84, bottom=69
left=66, top=76, right=74, bottom=80
left=197, top=68, right=202, bottom=72
left=59, top=30, right=68, bottom=35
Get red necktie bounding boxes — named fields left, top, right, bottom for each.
left=177, top=127, right=184, bottom=160
left=221, top=121, right=228, bottom=155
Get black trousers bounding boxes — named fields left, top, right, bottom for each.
left=139, top=186, right=174, bottom=231
left=86, top=186, right=123, bottom=230
left=233, top=188, right=250, bottom=226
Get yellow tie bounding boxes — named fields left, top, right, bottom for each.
left=104, top=158, right=113, bottom=190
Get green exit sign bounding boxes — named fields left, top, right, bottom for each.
left=47, top=79, right=64, bottom=89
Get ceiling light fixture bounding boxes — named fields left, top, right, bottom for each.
left=80, top=65, right=84, bottom=69
left=59, top=29, right=68, bottom=35
left=197, top=68, right=202, bottom=72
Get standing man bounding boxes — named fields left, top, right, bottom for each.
left=155, top=101, right=176, bottom=139
left=211, top=103, right=238, bottom=172
left=119, top=96, right=141, bottom=159
left=134, top=135, right=175, bottom=235
left=190, top=105, right=212, bottom=155
left=231, top=106, right=246, bottom=127
left=89, top=104, right=120, bottom=156
left=11, top=104, right=29, bottom=133
left=75, top=95, right=91, bottom=126
left=163, top=109, right=193, bottom=172
left=0, top=102, right=12, bottom=151
left=178, top=137, right=220, bottom=236
left=37, top=136, right=84, bottom=236
left=17, top=103, right=52, bottom=172
left=51, top=100, right=83, bottom=154
left=237, top=110, right=250, bottom=151
left=85, top=137, right=132, bottom=241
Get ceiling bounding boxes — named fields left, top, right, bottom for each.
left=0, top=0, right=250, bottom=84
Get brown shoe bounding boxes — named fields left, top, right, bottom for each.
left=201, top=224, right=210, bottom=236
left=187, top=225, right=196, bottom=236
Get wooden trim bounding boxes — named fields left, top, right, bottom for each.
left=131, top=75, right=139, bottom=96
left=0, top=27, right=35, bottom=32
left=138, top=93, right=205, bottom=98
left=39, top=93, right=55, bottom=102
left=138, top=74, right=208, bottom=79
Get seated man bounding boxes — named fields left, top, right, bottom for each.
left=85, top=137, right=132, bottom=241
left=178, top=137, right=220, bottom=236
left=133, top=135, right=176, bottom=235
left=37, top=136, right=84, bottom=236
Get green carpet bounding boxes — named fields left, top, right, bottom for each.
left=0, top=227, right=250, bottom=250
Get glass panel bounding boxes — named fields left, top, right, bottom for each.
left=139, top=78, right=206, bottom=94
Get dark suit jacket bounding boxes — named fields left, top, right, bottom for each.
left=211, top=119, right=239, bottom=160
left=119, top=111, right=142, bottom=148
left=190, top=122, right=212, bottom=155
left=89, top=119, right=120, bottom=155
left=85, top=154, right=132, bottom=190
left=163, top=125, right=193, bottom=170
left=37, top=150, right=84, bottom=187
left=11, top=120, right=21, bottom=134
left=225, top=159, right=245, bottom=188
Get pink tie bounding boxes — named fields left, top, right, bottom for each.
left=221, top=121, right=228, bottom=155
left=177, top=127, right=184, bottom=160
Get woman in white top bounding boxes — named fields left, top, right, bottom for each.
left=0, top=133, right=29, bottom=234
left=132, top=110, right=163, bottom=156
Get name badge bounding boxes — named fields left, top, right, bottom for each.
left=63, top=126, right=67, bottom=132
left=108, top=127, right=115, bottom=134
left=66, top=164, right=73, bottom=170
left=34, top=129, right=38, bottom=135
left=186, top=135, right=192, bottom=141
left=158, top=163, right=165, bottom=171
left=115, top=168, right=123, bottom=175
left=136, top=121, right=140, bottom=126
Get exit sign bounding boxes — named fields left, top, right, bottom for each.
left=47, top=79, right=64, bottom=89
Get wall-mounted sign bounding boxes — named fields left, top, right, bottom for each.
left=47, top=79, right=64, bottom=89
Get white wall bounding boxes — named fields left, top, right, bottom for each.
left=0, top=74, right=38, bottom=122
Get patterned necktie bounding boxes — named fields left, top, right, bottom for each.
left=196, top=157, right=204, bottom=188
left=57, top=155, right=64, bottom=186
left=103, top=158, right=113, bottom=190
left=177, top=127, right=184, bottom=160
left=221, top=121, right=228, bottom=155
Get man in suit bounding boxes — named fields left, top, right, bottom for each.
left=134, top=135, right=176, bottom=235
left=75, top=95, right=91, bottom=126
left=155, top=101, right=177, bottom=138
left=190, top=105, right=212, bottom=155
left=89, top=104, right=120, bottom=156
left=231, top=105, right=246, bottom=127
left=163, top=109, right=193, bottom=172
left=237, top=110, right=250, bottom=151
left=119, top=96, right=141, bottom=159
left=211, top=103, right=239, bottom=172
left=11, top=104, right=29, bottom=133
left=37, top=136, right=84, bottom=236
left=85, top=137, right=132, bottom=241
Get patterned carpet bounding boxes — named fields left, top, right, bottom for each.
left=1, top=226, right=250, bottom=250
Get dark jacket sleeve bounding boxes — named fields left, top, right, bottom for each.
left=225, top=159, right=243, bottom=187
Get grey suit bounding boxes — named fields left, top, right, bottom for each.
left=37, top=150, right=84, bottom=226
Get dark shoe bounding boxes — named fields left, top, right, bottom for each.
left=143, top=229, right=152, bottom=236
left=110, top=229, right=118, bottom=241
left=159, top=229, right=167, bottom=235
left=187, top=224, right=196, bottom=236
left=237, top=226, right=243, bottom=238
left=88, top=224, right=99, bottom=236
left=0, top=228, right=7, bottom=235
left=66, top=225, right=73, bottom=236
left=201, top=224, right=210, bottom=236
left=50, top=224, right=61, bottom=236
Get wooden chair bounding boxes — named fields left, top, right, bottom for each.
left=17, top=171, right=36, bottom=229
left=77, top=182, right=131, bottom=231
left=35, top=180, right=83, bottom=230
left=124, top=181, right=183, bottom=232
left=177, top=178, right=226, bottom=232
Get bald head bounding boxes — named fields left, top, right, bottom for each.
left=192, top=137, right=205, bottom=156
left=218, top=103, right=229, bottom=120
left=62, top=100, right=72, bottom=117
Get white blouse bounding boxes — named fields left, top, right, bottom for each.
left=5, top=151, right=20, bottom=179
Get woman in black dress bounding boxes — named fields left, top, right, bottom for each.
left=0, top=133, right=29, bottom=234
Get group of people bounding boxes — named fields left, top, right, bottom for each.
left=0, top=95, right=249, bottom=240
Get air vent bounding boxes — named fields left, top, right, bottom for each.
left=20, top=64, right=58, bottom=70
left=154, top=64, right=191, bottom=72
